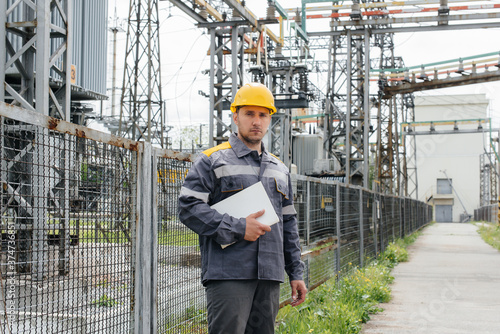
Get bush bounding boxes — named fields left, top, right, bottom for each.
left=276, top=261, right=393, bottom=333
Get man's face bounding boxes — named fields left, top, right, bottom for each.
left=233, top=105, right=272, bottom=147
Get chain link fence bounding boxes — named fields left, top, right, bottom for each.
left=1, top=104, right=432, bottom=333
left=0, top=106, right=138, bottom=333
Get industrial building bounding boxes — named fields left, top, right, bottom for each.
left=412, top=94, right=491, bottom=222
left=1, top=0, right=499, bottom=332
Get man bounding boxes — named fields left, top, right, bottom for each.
left=178, top=82, right=307, bottom=334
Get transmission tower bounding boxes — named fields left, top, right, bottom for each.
left=375, top=31, right=397, bottom=194
left=119, top=0, right=165, bottom=147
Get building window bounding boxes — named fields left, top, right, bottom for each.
left=437, top=178, right=452, bottom=194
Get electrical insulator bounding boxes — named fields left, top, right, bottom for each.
left=232, top=9, right=241, bottom=20
left=199, top=7, right=208, bottom=20
left=457, top=58, right=464, bottom=73
left=295, top=9, right=301, bottom=24
left=299, top=71, right=308, bottom=92
left=267, top=2, right=276, bottom=20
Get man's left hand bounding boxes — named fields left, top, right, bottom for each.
left=290, top=280, right=307, bottom=307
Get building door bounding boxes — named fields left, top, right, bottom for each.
left=437, top=179, right=452, bottom=194
left=435, top=205, right=453, bottom=222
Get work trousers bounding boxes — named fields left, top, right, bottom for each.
left=205, top=280, right=281, bottom=334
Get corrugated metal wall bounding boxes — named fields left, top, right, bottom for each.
left=77, top=0, right=108, bottom=97
left=5, top=0, right=108, bottom=97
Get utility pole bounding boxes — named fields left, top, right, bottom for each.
left=109, top=5, right=124, bottom=117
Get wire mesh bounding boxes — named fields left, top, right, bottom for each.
left=0, top=117, right=136, bottom=333
left=303, top=180, right=338, bottom=290
left=380, top=195, right=393, bottom=246
left=292, top=177, right=308, bottom=243
left=362, top=191, right=376, bottom=263
left=338, top=186, right=361, bottom=275
left=0, top=107, right=434, bottom=333
left=155, top=156, right=207, bottom=333
left=393, top=198, right=402, bottom=240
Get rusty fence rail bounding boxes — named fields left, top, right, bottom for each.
left=0, top=104, right=432, bottom=333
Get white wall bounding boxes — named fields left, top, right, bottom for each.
left=412, top=94, right=489, bottom=222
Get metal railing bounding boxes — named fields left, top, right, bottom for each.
left=0, top=103, right=432, bottom=333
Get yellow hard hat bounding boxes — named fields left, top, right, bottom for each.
left=230, top=82, right=277, bottom=115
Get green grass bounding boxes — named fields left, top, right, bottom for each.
left=46, top=221, right=198, bottom=246
left=74, top=227, right=198, bottom=246
left=276, top=263, right=392, bottom=333
left=475, top=222, right=500, bottom=251
left=276, top=231, right=422, bottom=334
left=158, top=228, right=199, bottom=247
left=160, top=305, right=207, bottom=334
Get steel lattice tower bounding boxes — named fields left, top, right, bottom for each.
left=119, top=0, right=164, bottom=146
left=1, top=0, right=72, bottom=120
left=401, top=92, right=418, bottom=198
left=207, top=23, right=245, bottom=146
left=1, top=0, right=72, bottom=278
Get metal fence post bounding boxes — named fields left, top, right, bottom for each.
left=335, top=184, right=341, bottom=278
left=373, top=195, right=379, bottom=257
left=134, top=142, right=156, bottom=334
left=391, top=197, right=395, bottom=241
left=401, top=198, right=405, bottom=237
left=306, top=180, right=311, bottom=246
left=417, top=201, right=420, bottom=228
left=32, top=128, right=48, bottom=280
left=399, top=198, right=403, bottom=238
left=379, top=196, right=385, bottom=254
left=151, top=148, right=159, bottom=333
left=359, top=188, right=364, bottom=268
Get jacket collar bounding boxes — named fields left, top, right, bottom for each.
left=229, top=133, right=275, bottom=164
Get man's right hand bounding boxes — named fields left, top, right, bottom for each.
left=244, top=210, right=272, bottom=241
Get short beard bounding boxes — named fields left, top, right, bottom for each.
left=237, top=130, right=267, bottom=150
left=239, top=133, right=262, bottom=146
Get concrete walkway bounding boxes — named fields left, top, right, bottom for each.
left=362, top=223, right=500, bottom=334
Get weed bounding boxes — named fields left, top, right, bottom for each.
left=276, top=260, right=393, bottom=333
left=92, top=294, right=120, bottom=307
left=476, top=222, right=500, bottom=251
left=276, top=231, right=421, bottom=334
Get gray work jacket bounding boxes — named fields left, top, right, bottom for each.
left=178, top=133, right=304, bottom=285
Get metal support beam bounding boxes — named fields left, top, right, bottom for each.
left=0, top=1, right=6, bottom=102
left=335, top=184, right=341, bottom=277
left=2, top=0, right=72, bottom=278
left=269, top=110, right=292, bottom=168
left=208, top=25, right=244, bottom=146
left=383, top=70, right=500, bottom=97
left=359, top=188, right=364, bottom=267
left=345, top=30, right=368, bottom=185
left=169, top=0, right=207, bottom=23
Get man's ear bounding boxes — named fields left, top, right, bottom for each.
left=232, top=111, right=238, bottom=125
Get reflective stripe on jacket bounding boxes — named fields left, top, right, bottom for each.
left=178, top=133, right=304, bottom=284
